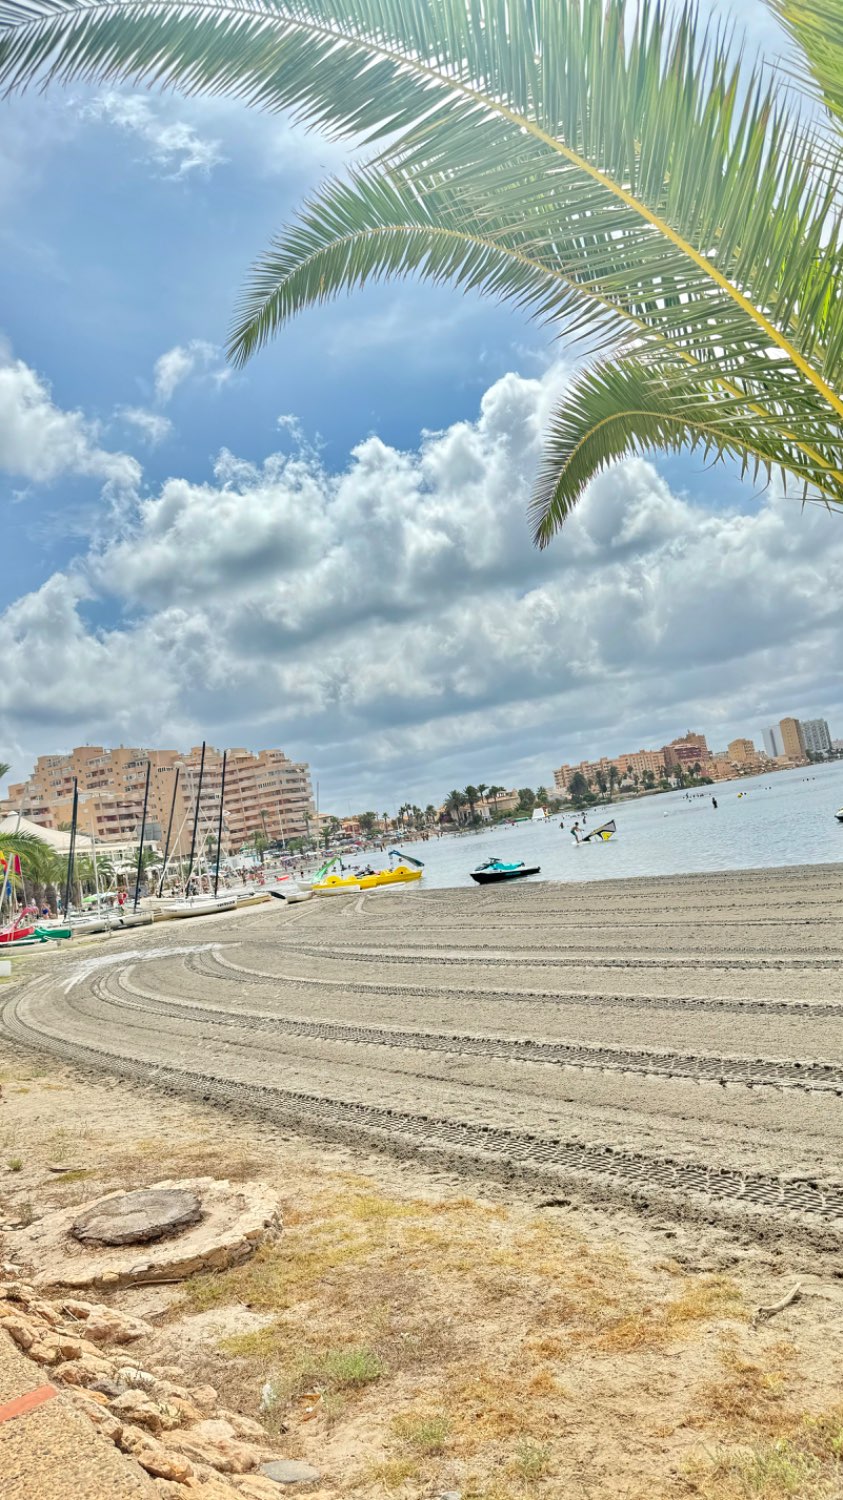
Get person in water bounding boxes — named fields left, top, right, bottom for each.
left=571, top=822, right=582, bottom=844
left=712, top=797, right=718, bottom=809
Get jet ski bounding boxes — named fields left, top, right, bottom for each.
left=470, top=858, right=540, bottom=884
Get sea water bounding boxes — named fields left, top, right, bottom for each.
left=412, top=762, right=843, bottom=889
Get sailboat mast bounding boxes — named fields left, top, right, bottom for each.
left=133, top=761, right=151, bottom=912
left=63, top=778, right=78, bottom=916
left=213, top=751, right=227, bottom=897
left=158, top=765, right=180, bottom=898
left=185, top=742, right=206, bottom=892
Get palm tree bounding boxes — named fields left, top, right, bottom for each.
left=535, top=786, right=549, bottom=807
left=463, top=786, right=480, bottom=822
left=567, top=771, right=590, bottom=805
left=3, top=2, right=840, bottom=538
left=486, top=785, right=506, bottom=819
left=424, top=804, right=438, bottom=828
left=445, top=790, right=465, bottom=827
left=608, top=765, right=620, bottom=799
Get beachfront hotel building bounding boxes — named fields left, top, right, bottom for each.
left=1, top=744, right=315, bottom=853
left=779, top=717, right=806, bottom=760
left=727, top=738, right=756, bottom=763
left=800, top=718, right=833, bottom=756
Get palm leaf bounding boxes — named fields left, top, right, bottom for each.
left=1, top=0, right=842, bottom=532
left=769, top=0, right=843, bottom=125
left=0, top=830, right=50, bottom=864
left=532, top=357, right=843, bottom=547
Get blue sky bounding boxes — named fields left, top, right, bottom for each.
left=1, top=0, right=841, bottom=812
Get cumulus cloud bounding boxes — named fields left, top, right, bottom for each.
left=81, top=92, right=226, bottom=179
left=0, top=348, right=141, bottom=490
left=153, top=340, right=230, bottom=404
left=117, top=406, right=173, bottom=445
left=3, top=358, right=843, bottom=806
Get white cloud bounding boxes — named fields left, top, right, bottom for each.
left=117, top=406, right=173, bottom=445
left=153, top=340, right=229, bottom=404
left=0, top=348, right=140, bottom=491
left=3, top=358, right=843, bottom=806
left=81, top=92, right=226, bottom=179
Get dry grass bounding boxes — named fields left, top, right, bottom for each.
left=1, top=1047, right=838, bottom=1500
left=688, top=1408, right=843, bottom=1498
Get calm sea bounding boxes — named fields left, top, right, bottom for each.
left=411, top=763, right=843, bottom=889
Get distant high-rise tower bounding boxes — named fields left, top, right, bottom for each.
left=800, top=719, right=832, bottom=756
left=778, top=717, right=806, bottom=759
left=762, top=724, right=784, bottom=758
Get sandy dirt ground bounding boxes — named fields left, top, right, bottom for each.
left=1, top=864, right=842, bottom=1496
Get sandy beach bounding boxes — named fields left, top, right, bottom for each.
left=2, top=861, right=843, bottom=1499
left=3, top=862, right=841, bottom=1253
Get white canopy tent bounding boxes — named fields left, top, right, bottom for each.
left=0, top=815, right=94, bottom=853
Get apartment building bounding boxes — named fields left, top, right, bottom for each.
left=800, top=719, right=832, bottom=756
left=553, top=748, right=664, bottom=794
left=662, top=732, right=711, bottom=771
left=779, top=717, right=806, bottom=760
left=1, top=743, right=315, bottom=853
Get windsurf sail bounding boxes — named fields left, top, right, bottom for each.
left=583, top=820, right=617, bottom=842
left=389, top=849, right=424, bottom=867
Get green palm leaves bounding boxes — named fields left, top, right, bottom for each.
left=0, top=0, right=841, bottom=541
left=772, top=0, right=843, bottom=124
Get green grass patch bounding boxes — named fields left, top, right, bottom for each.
left=393, top=1411, right=451, bottom=1455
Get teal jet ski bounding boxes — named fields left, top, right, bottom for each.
left=470, top=858, right=540, bottom=884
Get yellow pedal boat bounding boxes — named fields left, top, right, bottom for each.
left=358, top=865, right=423, bottom=889
left=312, top=873, right=361, bottom=894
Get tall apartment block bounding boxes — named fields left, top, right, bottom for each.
left=0, top=744, right=315, bottom=853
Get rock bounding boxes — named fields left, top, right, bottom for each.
left=53, top=1353, right=116, bottom=1385
left=0, top=1314, right=35, bottom=1349
left=118, top=1426, right=194, bottom=1483
left=90, top=1378, right=123, bottom=1399
left=259, top=1460, right=322, bottom=1485
left=68, top=1390, right=124, bottom=1442
left=219, top=1410, right=269, bottom=1442
left=72, top=1189, right=204, bottom=1247
left=238, top=1480, right=301, bottom=1500
left=186, top=1419, right=238, bottom=1444
left=27, top=1338, right=62, bottom=1365
left=27, top=1298, right=63, bottom=1326
left=168, top=1425, right=263, bottom=1475
left=55, top=1334, right=111, bottom=1362
left=110, top=1390, right=169, bottom=1433
left=59, top=1296, right=152, bottom=1344
left=114, top=1365, right=158, bottom=1392
left=191, top=1384, right=219, bottom=1411
left=163, top=1395, right=203, bottom=1425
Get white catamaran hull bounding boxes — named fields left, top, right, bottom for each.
left=156, top=896, right=238, bottom=920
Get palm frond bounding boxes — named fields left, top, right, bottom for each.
left=1, top=0, right=842, bottom=535
left=531, top=357, right=843, bottom=547
left=229, top=164, right=633, bottom=364
left=769, top=0, right=843, bottom=125
left=0, top=830, right=50, bottom=863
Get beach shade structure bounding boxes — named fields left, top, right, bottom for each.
left=583, top=820, right=617, bottom=843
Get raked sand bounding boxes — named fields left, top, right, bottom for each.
left=3, top=862, right=842, bottom=1250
